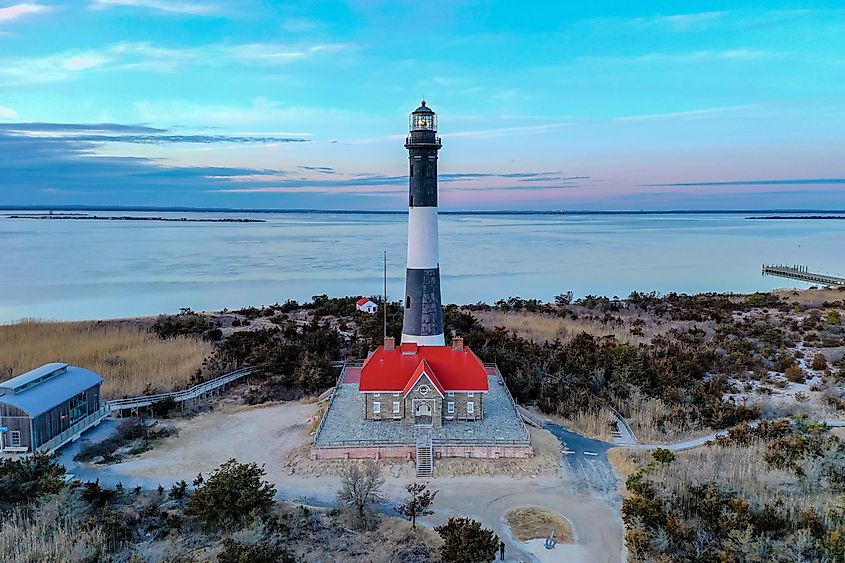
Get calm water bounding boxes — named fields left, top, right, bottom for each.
left=1, top=211, right=844, bottom=322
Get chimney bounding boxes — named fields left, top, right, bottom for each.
left=452, top=337, right=464, bottom=350
left=383, top=336, right=395, bottom=350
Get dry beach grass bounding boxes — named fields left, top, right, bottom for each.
left=0, top=320, right=212, bottom=398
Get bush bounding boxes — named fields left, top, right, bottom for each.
left=811, top=353, right=827, bottom=371
left=435, top=517, right=500, bottom=563
left=74, top=418, right=147, bottom=463
left=186, top=459, right=276, bottom=529
left=785, top=365, right=805, bottom=384
left=151, top=309, right=213, bottom=339
left=217, top=537, right=295, bottom=563
left=652, top=448, right=676, bottom=464
left=0, top=452, right=66, bottom=510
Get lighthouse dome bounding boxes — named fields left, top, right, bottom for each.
left=413, top=100, right=435, bottom=114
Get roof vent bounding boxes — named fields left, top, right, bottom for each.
left=401, top=342, right=418, bottom=355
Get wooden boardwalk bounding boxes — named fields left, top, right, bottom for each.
left=762, top=264, right=845, bottom=286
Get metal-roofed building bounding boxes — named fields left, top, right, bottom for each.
left=0, top=363, right=106, bottom=453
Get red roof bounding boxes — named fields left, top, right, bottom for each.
left=356, top=297, right=371, bottom=306
left=359, top=344, right=489, bottom=393
left=402, top=360, right=445, bottom=397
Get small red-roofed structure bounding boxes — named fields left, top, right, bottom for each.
left=355, top=297, right=378, bottom=314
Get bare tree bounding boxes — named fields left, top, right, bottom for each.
left=396, top=482, right=438, bottom=529
left=337, top=462, right=385, bottom=529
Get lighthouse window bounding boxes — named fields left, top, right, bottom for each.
left=406, top=296, right=410, bottom=308
left=409, top=195, right=414, bottom=207
left=410, top=164, right=413, bottom=177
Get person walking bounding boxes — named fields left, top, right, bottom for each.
left=499, top=540, right=505, bottom=560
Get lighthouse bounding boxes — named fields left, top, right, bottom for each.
left=401, top=101, right=445, bottom=346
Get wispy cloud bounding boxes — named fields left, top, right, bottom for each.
left=0, top=122, right=309, bottom=144
left=448, top=122, right=576, bottom=139
left=583, top=49, right=774, bottom=66
left=0, top=40, right=354, bottom=85
left=646, top=178, right=845, bottom=187
left=0, top=3, right=51, bottom=22
left=0, top=105, right=18, bottom=119
left=630, top=11, right=728, bottom=30
left=90, top=0, right=219, bottom=16
left=616, top=104, right=762, bottom=122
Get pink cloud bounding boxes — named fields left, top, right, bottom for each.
left=0, top=3, right=51, bottom=22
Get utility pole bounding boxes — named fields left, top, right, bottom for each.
left=383, top=250, right=388, bottom=339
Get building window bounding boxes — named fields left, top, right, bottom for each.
left=393, top=401, right=400, bottom=414
left=373, top=393, right=380, bottom=397
left=373, top=402, right=381, bottom=414
left=467, top=392, right=475, bottom=398
left=10, top=431, right=21, bottom=448
left=419, top=385, right=429, bottom=396
left=393, top=392, right=400, bottom=397
left=68, top=390, right=88, bottom=423
left=406, top=296, right=411, bottom=309
left=447, top=391, right=454, bottom=397
left=447, top=402, right=455, bottom=414
left=467, top=402, right=475, bottom=415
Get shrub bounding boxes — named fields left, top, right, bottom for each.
left=336, top=462, right=384, bottom=530
left=217, top=537, right=295, bottom=563
left=652, top=448, right=676, bottom=464
left=151, top=309, right=212, bottom=339
left=435, top=517, right=500, bottom=563
left=0, top=452, right=66, bottom=510
left=811, top=353, right=827, bottom=371
left=186, top=459, right=276, bottom=529
left=785, top=365, right=805, bottom=384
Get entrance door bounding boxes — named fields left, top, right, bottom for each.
left=414, top=400, right=433, bottom=426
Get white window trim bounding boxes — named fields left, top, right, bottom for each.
left=373, top=401, right=381, bottom=414
left=447, top=391, right=455, bottom=397
left=393, top=392, right=401, bottom=397
left=419, top=385, right=429, bottom=396
left=447, top=401, right=455, bottom=414
left=373, top=392, right=380, bottom=397
left=10, top=431, right=21, bottom=447
left=467, top=401, right=475, bottom=414
left=467, top=392, right=475, bottom=397
left=392, top=401, right=400, bottom=414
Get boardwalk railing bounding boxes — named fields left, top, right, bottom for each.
left=37, top=405, right=110, bottom=454
left=762, top=264, right=845, bottom=286
left=107, top=366, right=255, bottom=414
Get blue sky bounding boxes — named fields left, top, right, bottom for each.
left=1, top=0, right=844, bottom=210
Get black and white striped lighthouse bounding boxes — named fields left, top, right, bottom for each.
left=401, top=101, right=445, bottom=346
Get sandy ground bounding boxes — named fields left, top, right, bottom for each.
left=68, top=401, right=624, bottom=563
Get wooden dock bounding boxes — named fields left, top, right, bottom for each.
left=762, top=264, right=845, bottom=287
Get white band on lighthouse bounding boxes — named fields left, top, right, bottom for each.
left=406, top=207, right=440, bottom=270
left=400, top=332, right=445, bottom=346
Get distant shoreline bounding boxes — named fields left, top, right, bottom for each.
left=3, top=206, right=845, bottom=216
left=6, top=214, right=265, bottom=223
left=747, top=215, right=845, bottom=220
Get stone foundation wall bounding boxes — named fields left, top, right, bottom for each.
left=310, top=444, right=533, bottom=461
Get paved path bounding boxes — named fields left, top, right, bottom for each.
left=634, top=418, right=845, bottom=452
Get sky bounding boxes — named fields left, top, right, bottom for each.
left=1, top=0, right=844, bottom=211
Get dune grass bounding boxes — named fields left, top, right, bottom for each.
left=505, top=506, right=574, bottom=543
left=0, top=320, right=213, bottom=399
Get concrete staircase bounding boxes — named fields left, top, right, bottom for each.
left=415, top=437, right=433, bottom=478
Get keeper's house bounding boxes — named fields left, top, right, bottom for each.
left=0, top=363, right=105, bottom=453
